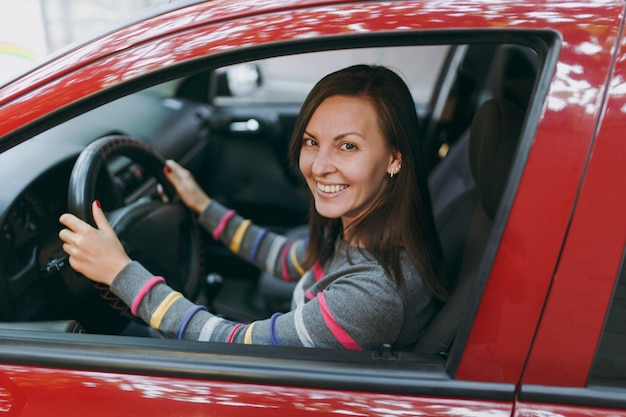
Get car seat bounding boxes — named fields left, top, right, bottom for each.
left=428, top=45, right=537, bottom=283
left=412, top=97, right=525, bottom=354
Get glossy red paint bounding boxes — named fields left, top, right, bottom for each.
left=0, top=0, right=344, bottom=108
left=0, top=0, right=625, bottom=414
left=0, top=365, right=513, bottom=417
left=0, top=0, right=622, bottom=385
left=0, top=0, right=622, bottom=144
left=515, top=401, right=626, bottom=417
left=520, top=23, right=626, bottom=387
left=438, top=1, right=624, bottom=384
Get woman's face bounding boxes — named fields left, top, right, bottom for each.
left=299, top=95, right=401, bottom=228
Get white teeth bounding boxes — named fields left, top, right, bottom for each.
left=317, top=183, right=347, bottom=193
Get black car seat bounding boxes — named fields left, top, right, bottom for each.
left=427, top=45, right=538, bottom=285
left=490, top=45, right=539, bottom=112
left=413, top=97, right=525, bottom=354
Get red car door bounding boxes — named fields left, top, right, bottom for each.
left=0, top=1, right=623, bottom=416
left=515, top=12, right=626, bottom=417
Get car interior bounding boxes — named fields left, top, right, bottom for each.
left=0, top=38, right=542, bottom=360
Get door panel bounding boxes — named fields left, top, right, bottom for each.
left=516, top=14, right=626, bottom=416
left=454, top=6, right=623, bottom=384
left=0, top=362, right=515, bottom=417
left=520, top=24, right=626, bottom=388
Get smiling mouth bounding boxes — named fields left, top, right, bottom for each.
left=317, top=183, right=348, bottom=194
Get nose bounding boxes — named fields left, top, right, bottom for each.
left=310, top=146, right=336, bottom=177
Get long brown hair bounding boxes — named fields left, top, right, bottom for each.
left=288, top=64, right=448, bottom=301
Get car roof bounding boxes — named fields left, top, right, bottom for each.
left=0, top=0, right=623, bottom=138
left=0, top=0, right=621, bottom=92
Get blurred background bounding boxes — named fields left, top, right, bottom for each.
left=0, top=0, right=163, bottom=82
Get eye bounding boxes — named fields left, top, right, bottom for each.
left=340, top=142, right=357, bottom=151
left=303, top=138, right=318, bottom=148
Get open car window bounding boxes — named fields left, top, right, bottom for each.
left=212, top=46, right=450, bottom=108
left=0, top=30, right=552, bottom=395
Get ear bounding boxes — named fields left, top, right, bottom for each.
left=387, top=150, right=402, bottom=176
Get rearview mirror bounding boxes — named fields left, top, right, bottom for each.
left=216, top=63, right=262, bottom=97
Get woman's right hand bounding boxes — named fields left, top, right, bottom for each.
left=59, top=200, right=131, bottom=286
left=163, top=160, right=211, bottom=214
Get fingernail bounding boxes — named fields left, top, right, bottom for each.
left=164, top=164, right=172, bottom=174
left=95, top=200, right=101, bottom=208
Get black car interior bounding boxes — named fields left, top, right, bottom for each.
left=0, top=41, right=540, bottom=358
left=415, top=97, right=526, bottom=354
left=416, top=45, right=538, bottom=354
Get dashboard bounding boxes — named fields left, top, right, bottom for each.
left=0, top=91, right=213, bottom=329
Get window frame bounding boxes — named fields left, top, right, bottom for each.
left=0, top=28, right=558, bottom=399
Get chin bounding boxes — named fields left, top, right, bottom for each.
left=314, top=203, right=345, bottom=219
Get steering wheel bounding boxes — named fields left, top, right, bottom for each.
left=67, top=135, right=202, bottom=315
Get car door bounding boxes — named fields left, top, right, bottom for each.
left=0, top=1, right=623, bottom=416
left=515, top=19, right=626, bottom=416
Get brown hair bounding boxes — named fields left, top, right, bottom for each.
left=288, top=64, right=448, bottom=301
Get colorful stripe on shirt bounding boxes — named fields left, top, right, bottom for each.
left=265, top=235, right=288, bottom=277
left=317, top=291, right=363, bottom=350
left=281, top=240, right=295, bottom=282
left=312, top=260, right=324, bottom=281
left=289, top=240, right=306, bottom=276
left=229, top=219, right=252, bottom=254
left=150, top=292, right=183, bottom=329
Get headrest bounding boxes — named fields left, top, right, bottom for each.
left=469, top=98, right=524, bottom=219
left=492, top=46, right=539, bottom=111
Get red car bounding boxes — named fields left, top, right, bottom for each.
left=0, top=0, right=624, bottom=415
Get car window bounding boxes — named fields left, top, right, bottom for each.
left=588, top=248, right=626, bottom=388
left=213, top=46, right=450, bottom=110
left=0, top=30, right=551, bottom=388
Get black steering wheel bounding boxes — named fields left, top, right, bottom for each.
left=68, top=135, right=202, bottom=315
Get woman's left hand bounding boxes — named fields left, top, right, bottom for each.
left=58, top=200, right=131, bottom=286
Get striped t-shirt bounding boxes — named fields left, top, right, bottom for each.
left=110, top=200, right=439, bottom=351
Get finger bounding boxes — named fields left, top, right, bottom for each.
left=91, top=200, right=112, bottom=232
left=59, top=212, right=88, bottom=232
left=156, top=183, right=169, bottom=203
left=164, top=159, right=182, bottom=178
left=61, top=244, right=83, bottom=273
left=166, top=159, right=182, bottom=170
left=164, top=160, right=181, bottom=187
left=167, top=159, right=189, bottom=178
left=164, top=160, right=190, bottom=194
left=58, top=227, right=75, bottom=244
left=164, top=160, right=173, bottom=176
left=62, top=242, right=75, bottom=257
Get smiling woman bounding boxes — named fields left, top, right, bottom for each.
left=58, top=64, right=447, bottom=351
left=299, top=95, right=398, bottom=225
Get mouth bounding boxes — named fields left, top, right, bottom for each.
left=316, top=182, right=348, bottom=194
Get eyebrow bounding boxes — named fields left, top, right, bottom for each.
left=303, top=131, right=366, bottom=141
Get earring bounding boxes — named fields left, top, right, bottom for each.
left=390, top=165, right=401, bottom=178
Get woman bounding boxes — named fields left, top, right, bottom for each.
left=59, top=64, right=447, bottom=351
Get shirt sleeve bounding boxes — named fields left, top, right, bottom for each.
left=197, top=200, right=307, bottom=283
left=110, top=260, right=405, bottom=350
left=273, top=265, right=405, bottom=350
